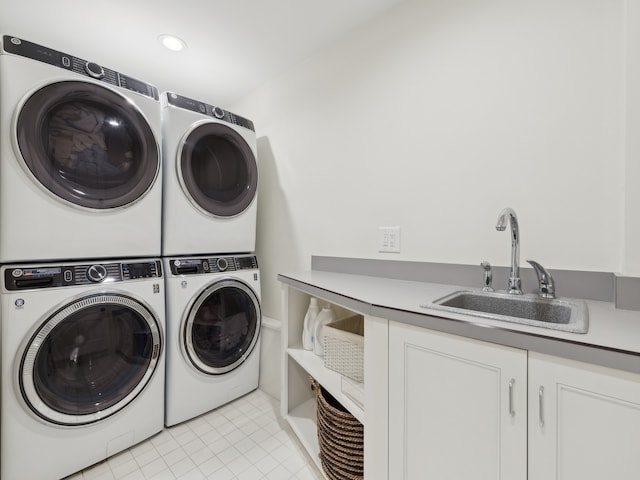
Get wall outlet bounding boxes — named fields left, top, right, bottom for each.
left=378, top=226, right=401, bottom=253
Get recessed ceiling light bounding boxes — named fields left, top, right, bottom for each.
left=159, top=34, right=187, bottom=52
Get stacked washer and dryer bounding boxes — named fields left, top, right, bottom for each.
left=160, top=92, right=262, bottom=427
left=0, top=35, right=262, bottom=479
left=0, top=36, right=167, bottom=480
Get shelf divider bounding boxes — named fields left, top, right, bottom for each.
left=287, top=347, right=365, bottom=424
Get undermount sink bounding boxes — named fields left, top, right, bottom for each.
left=426, top=289, right=589, bottom=334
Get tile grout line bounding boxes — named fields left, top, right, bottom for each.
left=68, top=389, right=324, bottom=480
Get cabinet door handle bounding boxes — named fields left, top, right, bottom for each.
left=538, top=386, right=545, bottom=427
left=508, top=378, right=515, bottom=416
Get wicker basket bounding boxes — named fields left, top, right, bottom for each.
left=323, top=315, right=364, bottom=383
left=311, top=378, right=364, bottom=480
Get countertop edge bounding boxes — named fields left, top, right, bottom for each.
left=278, top=272, right=640, bottom=376
left=277, top=273, right=374, bottom=316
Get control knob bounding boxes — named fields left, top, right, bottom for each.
left=87, top=264, right=108, bottom=283
left=213, top=107, right=225, bottom=119
left=216, top=258, right=228, bottom=272
left=85, top=62, right=105, bottom=79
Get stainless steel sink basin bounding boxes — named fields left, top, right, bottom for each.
left=426, top=289, right=589, bottom=333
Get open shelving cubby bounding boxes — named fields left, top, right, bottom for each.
left=280, top=284, right=365, bottom=475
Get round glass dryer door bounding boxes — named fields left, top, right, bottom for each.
left=179, top=123, right=257, bottom=218
left=184, top=279, right=261, bottom=374
left=19, top=293, right=162, bottom=426
left=16, top=81, right=159, bottom=209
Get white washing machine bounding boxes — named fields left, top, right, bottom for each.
left=163, top=254, right=261, bottom=426
left=161, top=92, right=258, bottom=256
left=0, top=258, right=165, bottom=480
left=0, top=35, right=162, bottom=262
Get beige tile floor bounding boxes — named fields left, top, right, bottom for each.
left=65, top=390, right=324, bottom=480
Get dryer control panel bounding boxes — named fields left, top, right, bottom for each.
left=2, top=35, right=159, bottom=100
left=170, top=255, right=258, bottom=276
left=4, top=260, right=162, bottom=290
left=165, top=92, right=255, bottom=132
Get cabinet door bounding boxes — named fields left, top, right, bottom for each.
left=389, top=321, right=527, bottom=480
left=529, top=352, right=640, bottom=480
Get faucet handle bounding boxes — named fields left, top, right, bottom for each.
left=527, top=260, right=555, bottom=298
left=480, top=261, right=494, bottom=292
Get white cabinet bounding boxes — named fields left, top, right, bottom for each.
left=528, top=352, right=640, bottom=480
left=388, top=319, right=640, bottom=480
left=388, top=321, right=528, bottom=480
left=281, top=280, right=640, bottom=480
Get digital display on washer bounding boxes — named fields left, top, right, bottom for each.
left=119, top=74, right=152, bottom=97
left=123, top=261, right=160, bottom=279
left=237, top=257, right=257, bottom=269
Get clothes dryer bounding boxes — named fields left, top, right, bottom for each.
left=0, top=36, right=162, bottom=262
left=163, top=254, right=261, bottom=426
left=161, top=92, right=258, bottom=256
left=0, top=258, right=165, bottom=480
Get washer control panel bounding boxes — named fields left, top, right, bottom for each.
left=4, top=260, right=162, bottom=290
left=170, top=255, right=258, bottom=276
left=165, top=92, right=255, bottom=132
left=2, top=35, right=159, bottom=100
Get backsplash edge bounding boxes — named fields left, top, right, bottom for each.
left=310, top=256, right=635, bottom=309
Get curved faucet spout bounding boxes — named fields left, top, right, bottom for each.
left=495, top=207, right=522, bottom=294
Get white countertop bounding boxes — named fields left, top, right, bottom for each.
left=278, top=270, right=640, bottom=373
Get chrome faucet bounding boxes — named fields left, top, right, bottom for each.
left=527, top=260, right=555, bottom=298
left=495, top=207, right=522, bottom=294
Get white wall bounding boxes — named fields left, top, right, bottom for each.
left=624, top=1, right=640, bottom=274
left=233, top=0, right=636, bottom=320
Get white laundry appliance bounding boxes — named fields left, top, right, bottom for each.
left=161, top=92, right=258, bottom=256
left=0, top=35, right=162, bottom=262
left=0, top=258, right=165, bottom=480
left=163, top=254, right=261, bottom=426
